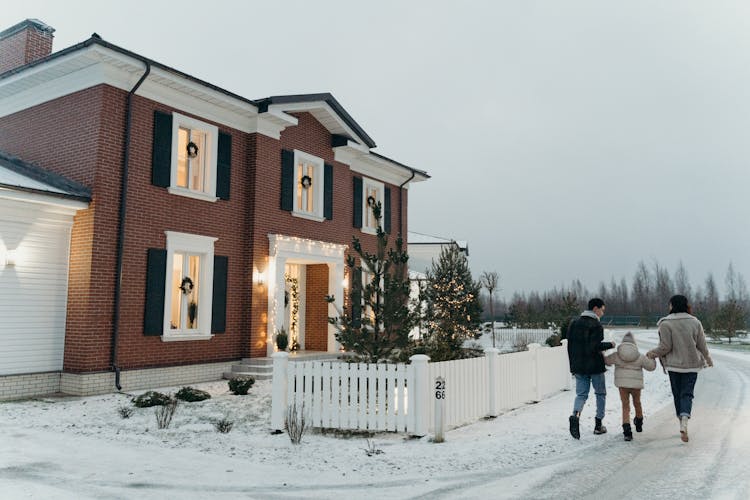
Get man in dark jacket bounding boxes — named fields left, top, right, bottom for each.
left=566, top=298, right=615, bottom=439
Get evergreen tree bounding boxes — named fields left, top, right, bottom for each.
left=327, top=202, right=418, bottom=363
left=422, top=245, right=483, bottom=360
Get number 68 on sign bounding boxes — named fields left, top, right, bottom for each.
left=435, top=377, right=445, bottom=400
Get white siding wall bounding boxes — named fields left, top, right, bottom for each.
left=0, top=197, right=78, bottom=376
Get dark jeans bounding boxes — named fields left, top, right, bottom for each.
left=668, top=371, right=698, bottom=418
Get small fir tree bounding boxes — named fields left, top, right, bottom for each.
left=422, top=245, right=483, bottom=360
left=327, top=202, right=418, bottom=363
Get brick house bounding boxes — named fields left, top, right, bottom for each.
left=0, top=19, right=428, bottom=399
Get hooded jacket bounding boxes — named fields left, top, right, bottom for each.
left=647, top=313, right=713, bottom=373
left=566, top=310, right=614, bottom=375
left=604, top=332, right=656, bottom=389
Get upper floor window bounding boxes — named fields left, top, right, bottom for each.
left=362, top=178, right=384, bottom=234
left=152, top=110, right=232, bottom=201
left=293, top=150, right=325, bottom=220
left=169, top=113, right=218, bottom=201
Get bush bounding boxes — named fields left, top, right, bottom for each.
left=175, top=386, right=211, bottom=402
left=228, top=377, right=255, bottom=395
left=155, top=397, right=178, bottom=429
left=285, top=401, right=308, bottom=445
left=132, top=391, right=171, bottom=408
left=214, top=418, right=234, bottom=433
left=118, top=406, right=134, bottom=419
left=545, top=334, right=561, bottom=347
left=276, top=328, right=289, bottom=351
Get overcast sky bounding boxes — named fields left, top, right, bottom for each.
left=3, top=1, right=748, bottom=300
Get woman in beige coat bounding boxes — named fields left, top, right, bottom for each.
left=646, top=295, right=713, bottom=443
left=604, top=331, right=656, bottom=441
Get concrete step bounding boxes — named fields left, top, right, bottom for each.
left=231, top=363, right=272, bottom=374
left=223, top=371, right=272, bottom=381
left=240, top=358, right=273, bottom=366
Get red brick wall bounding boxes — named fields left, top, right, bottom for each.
left=0, top=26, right=53, bottom=74
left=304, top=264, right=329, bottom=351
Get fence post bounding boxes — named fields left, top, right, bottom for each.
left=271, top=351, right=290, bottom=432
left=409, top=354, right=430, bottom=437
left=485, top=347, right=499, bottom=417
left=529, top=343, right=542, bottom=402
left=434, top=376, right=445, bottom=443
left=561, top=339, right=573, bottom=390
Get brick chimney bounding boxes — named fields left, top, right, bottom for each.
left=0, top=19, right=55, bottom=75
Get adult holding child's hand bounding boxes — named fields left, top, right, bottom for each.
left=646, top=294, right=713, bottom=443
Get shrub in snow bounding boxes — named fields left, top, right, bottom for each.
left=214, top=418, right=234, bottom=433
left=285, top=401, right=308, bottom=445
left=118, top=406, right=134, bottom=419
left=364, top=439, right=383, bottom=456
left=132, top=391, right=171, bottom=408
left=228, top=377, right=255, bottom=395
left=545, top=334, right=561, bottom=347
left=175, top=386, right=211, bottom=402
left=154, top=397, right=178, bottom=429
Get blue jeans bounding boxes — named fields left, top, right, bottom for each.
left=573, top=373, right=606, bottom=419
left=668, top=371, right=698, bottom=418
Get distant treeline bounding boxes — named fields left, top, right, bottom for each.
left=480, top=260, right=749, bottom=333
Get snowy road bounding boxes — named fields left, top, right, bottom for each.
left=1, top=332, right=748, bottom=499
left=450, top=342, right=750, bottom=500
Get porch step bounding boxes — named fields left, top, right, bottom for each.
left=223, top=352, right=346, bottom=381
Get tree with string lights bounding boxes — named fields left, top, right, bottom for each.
left=327, top=202, right=418, bottom=363
left=422, top=244, right=483, bottom=361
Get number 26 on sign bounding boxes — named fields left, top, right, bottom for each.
left=435, top=377, right=446, bottom=400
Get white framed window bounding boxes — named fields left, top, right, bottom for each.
left=292, top=150, right=325, bottom=221
left=168, top=113, right=219, bottom=202
left=163, top=231, right=217, bottom=341
left=362, top=177, right=384, bottom=234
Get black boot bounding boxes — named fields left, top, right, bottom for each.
left=623, top=423, right=633, bottom=441
left=569, top=413, right=580, bottom=440
left=634, top=416, right=643, bottom=432
left=594, top=417, right=607, bottom=435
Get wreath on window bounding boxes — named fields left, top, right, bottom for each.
left=300, top=175, right=312, bottom=189
left=179, top=276, right=194, bottom=295
left=367, top=195, right=377, bottom=208
left=186, top=141, right=199, bottom=159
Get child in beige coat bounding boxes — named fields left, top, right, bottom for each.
left=604, top=331, right=657, bottom=441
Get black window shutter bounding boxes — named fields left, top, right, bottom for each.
left=324, top=163, right=333, bottom=220
left=152, top=111, right=172, bottom=188
left=144, top=248, right=167, bottom=335
left=281, top=149, right=294, bottom=211
left=211, top=255, right=228, bottom=334
left=353, top=177, right=363, bottom=228
left=384, top=187, right=392, bottom=234
left=216, top=132, right=232, bottom=200
left=351, top=269, right=362, bottom=328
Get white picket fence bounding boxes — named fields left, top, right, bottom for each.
left=270, top=341, right=572, bottom=436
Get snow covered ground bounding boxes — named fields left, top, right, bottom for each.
left=1, top=329, right=748, bottom=499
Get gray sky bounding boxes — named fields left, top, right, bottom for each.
left=3, top=0, right=748, bottom=300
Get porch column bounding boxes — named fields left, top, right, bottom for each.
left=267, top=255, right=287, bottom=357
left=327, top=262, right=345, bottom=352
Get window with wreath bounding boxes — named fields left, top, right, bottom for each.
left=163, top=232, right=217, bottom=340
left=362, top=178, right=384, bottom=234
left=280, top=149, right=333, bottom=221
left=151, top=111, right=233, bottom=202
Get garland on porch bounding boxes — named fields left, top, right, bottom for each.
left=284, top=273, right=300, bottom=351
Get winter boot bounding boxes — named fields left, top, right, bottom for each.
left=680, top=416, right=689, bottom=442
left=634, top=416, right=643, bottom=433
left=622, top=423, right=633, bottom=441
left=569, top=413, right=580, bottom=440
left=594, top=417, right=607, bottom=435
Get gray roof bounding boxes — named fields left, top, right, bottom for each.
left=0, top=149, right=91, bottom=202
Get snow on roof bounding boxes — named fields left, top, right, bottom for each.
left=407, top=231, right=468, bottom=251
